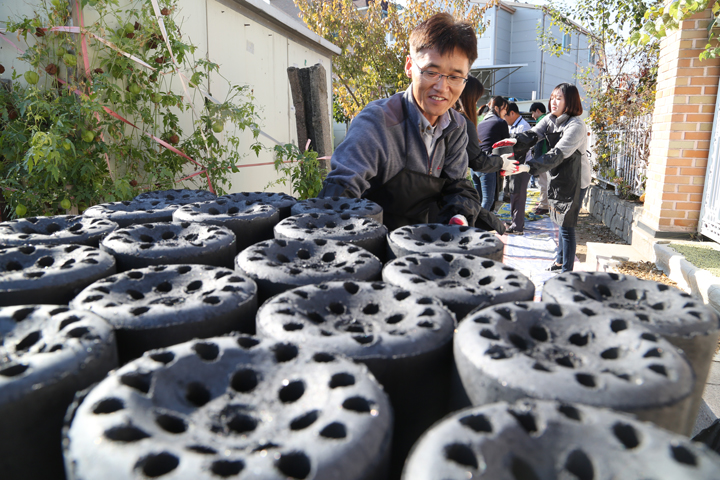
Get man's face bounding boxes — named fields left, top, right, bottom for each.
left=531, top=109, right=542, bottom=120
left=504, top=110, right=519, bottom=125
left=405, top=48, right=470, bottom=126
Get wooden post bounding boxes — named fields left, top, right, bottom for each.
left=287, top=63, right=333, bottom=172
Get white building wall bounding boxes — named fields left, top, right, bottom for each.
left=492, top=8, right=513, bottom=96
left=0, top=2, right=39, bottom=82
left=574, top=33, right=591, bottom=109
left=179, top=0, right=337, bottom=193
left=472, top=3, right=594, bottom=105
left=507, top=7, right=542, bottom=100
left=475, top=8, right=496, bottom=66
left=0, top=0, right=337, bottom=196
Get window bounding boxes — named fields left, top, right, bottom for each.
left=561, top=33, right=571, bottom=51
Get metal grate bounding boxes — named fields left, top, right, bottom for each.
left=588, top=114, right=652, bottom=197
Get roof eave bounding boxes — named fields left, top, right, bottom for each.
left=229, top=0, right=341, bottom=57
left=498, top=0, right=593, bottom=37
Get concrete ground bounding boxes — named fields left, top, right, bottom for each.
left=497, top=215, right=576, bottom=299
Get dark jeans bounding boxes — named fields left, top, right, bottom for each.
left=554, top=187, right=587, bottom=272
left=555, top=226, right=576, bottom=272
left=472, top=170, right=496, bottom=211
left=509, top=171, right=530, bottom=231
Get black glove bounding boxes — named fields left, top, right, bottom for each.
left=526, top=147, right=565, bottom=175
left=512, top=130, right=539, bottom=148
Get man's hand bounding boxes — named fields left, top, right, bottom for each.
left=449, top=214, right=468, bottom=226
left=492, top=138, right=517, bottom=149
left=501, top=154, right=518, bottom=176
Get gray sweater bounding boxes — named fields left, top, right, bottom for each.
left=529, top=113, right=591, bottom=188
left=320, top=87, right=469, bottom=199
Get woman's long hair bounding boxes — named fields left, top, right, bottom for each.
left=457, top=75, right=484, bottom=126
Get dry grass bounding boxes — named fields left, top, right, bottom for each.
left=575, top=209, right=678, bottom=288
left=614, top=260, right=679, bottom=289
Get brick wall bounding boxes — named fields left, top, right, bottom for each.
left=642, top=8, right=720, bottom=233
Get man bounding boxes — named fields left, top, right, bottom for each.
left=503, top=102, right=532, bottom=235
left=318, top=13, right=515, bottom=230
left=530, top=101, right=550, bottom=215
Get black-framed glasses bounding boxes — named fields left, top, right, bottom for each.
left=413, top=61, right=468, bottom=87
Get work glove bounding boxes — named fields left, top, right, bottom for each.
left=503, top=164, right=531, bottom=177
left=449, top=214, right=468, bottom=226
left=513, top=131, right=539, bottom=148
left=501, top=154, right=519, bottom=175
left=492, top=138, right=517, bottom=149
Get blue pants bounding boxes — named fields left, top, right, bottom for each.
left=554, top=188, right=587, bottom=272
left=555, top=226, right=576, bottom=272
left=472, top=170, right=496, bottom=211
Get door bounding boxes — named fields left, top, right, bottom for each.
left=699, top=76, right=720, bottom=242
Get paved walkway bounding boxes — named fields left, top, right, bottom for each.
left=495, top=188, right=585, bottom=299
left=499, top=216, right=563, bottom=300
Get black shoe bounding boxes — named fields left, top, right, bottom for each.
left=505, top=227, right=523, bottom=235
left=534, top=207, right=549, bottom=215
left=546, top=263, right=562, bottom=272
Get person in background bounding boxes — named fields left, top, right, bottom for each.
left=455, top=77, right=518, bottom=231
left=477, top=104, right=489, bottom=122
left=475, top=95, right=510, bottom=211
left=506, top=83, right=587, bottom=272
left=455, top=77, right=517, bottom=177
left=318, top=13, right=480, bottom=230
left=529, top=101, right=549, bottom=215
left=502, top=102, right=532, bottom=235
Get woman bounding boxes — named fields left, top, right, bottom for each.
left=477, top=104, right=489, bottom=122
left=455, top=78, right=515, bottom=232
left=511, top=83, right=588, bottom=272
left=455, top=77, right=505, bottom=175
left=475, top=96, right=510, bottom=211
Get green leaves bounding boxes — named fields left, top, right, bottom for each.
left=268, top=144, right=326, bottom=200
left=1, top=0, right=262, bottom=216
left=296, top=0, right=491, bottom=120
left=632, top=0, right=717, bottom=59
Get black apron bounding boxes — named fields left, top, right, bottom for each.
left=545, top=132, right=582, bottom=228
left=364, top=99, right=448, bottom=231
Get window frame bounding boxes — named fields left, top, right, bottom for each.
left=561, top=32, right=572, bottom=52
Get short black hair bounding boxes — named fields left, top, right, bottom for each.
left=410, top=13, right=478, bottom=67
left=530, top=102, right=546, bottom=114
left=506, top=102, right=520, bottom=115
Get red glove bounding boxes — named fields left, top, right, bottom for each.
left=492, top=138, right=517, bottom=149
left=449, top=214, right=468, bottom=226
